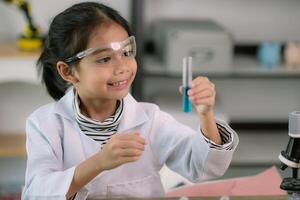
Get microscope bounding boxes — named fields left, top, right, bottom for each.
left=279, top=111, right=300, bottom=199
left=1, top=0, right=43, bottom=50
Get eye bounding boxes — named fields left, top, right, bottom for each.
left=123, top=50, right=134, bottom=57
left=96, top=56, right=111, bottom=64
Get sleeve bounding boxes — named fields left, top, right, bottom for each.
left=149, top=110, right=239, bottom=183
left=201, top=120, right=235, bottom=150
left=22, top=116, right=88, bottom=200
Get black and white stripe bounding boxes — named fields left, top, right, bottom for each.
left=202, top=123, right=234, bottom=150
left=73, top=91, right=123, bottom=145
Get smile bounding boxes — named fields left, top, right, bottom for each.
left=109, top=80, right=128, bottom=86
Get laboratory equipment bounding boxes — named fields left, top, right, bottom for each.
left=182, top=56, right=192, bottom=113
left=152, top=19, right=233, bottom=74
left=284, top=42, right=300, bottom=69
left=257, top=42, right=282, bottom=68
left=279, top=111, right=300, bottom=199
left=1, top=0, right=43, bottom=50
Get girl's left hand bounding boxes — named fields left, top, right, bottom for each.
left=188, top=76, right=216, bottom=115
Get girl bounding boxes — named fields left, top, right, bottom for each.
left=22, top=2, right=238, bottom=200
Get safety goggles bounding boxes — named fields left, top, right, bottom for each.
left=64, top=36, right=136, bottom=64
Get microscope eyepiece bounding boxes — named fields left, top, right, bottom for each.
left=279, top=111, right=300, bottom=169
left=289, top=111, right=300, bottom=138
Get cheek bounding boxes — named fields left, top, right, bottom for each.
left=83, top=68, right=111, bottom=85
left=130, top=60, right=138, bottom=74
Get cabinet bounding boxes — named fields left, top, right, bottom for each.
left=0, top=134, right=26, bottom=157
left=0, top=43, right=52, bottom=194
left=131, top=0, right=300, bottom=123
left=0, top=43, right=39, bottom=84
left=0, top=44, right=53, bottom=132
left=0, top=43, right=39, bottom=158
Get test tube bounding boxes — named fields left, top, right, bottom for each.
left=182, top=56, right=192, bottom=113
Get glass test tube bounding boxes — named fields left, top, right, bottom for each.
left=182, top=56, right=192, bottom=113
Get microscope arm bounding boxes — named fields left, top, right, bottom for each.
left=2, top=0, right=39, bottom=37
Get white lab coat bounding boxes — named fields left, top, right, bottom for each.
left=22, top=88, right=238, bottom=200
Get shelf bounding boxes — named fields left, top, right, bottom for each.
left=232, top=56, right=300, bottom=78
left=0, top=43, right=40, bottom=59
left=143, top=55, right=300, bottom=79
left=0, top=134, right=26, bottom=158
left=0, top=43, right=40, bottom=83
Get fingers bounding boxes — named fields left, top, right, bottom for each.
left=189, top=77, right=215, bottom=100
left=108, top=133, right=146, bottom=153
left=191, top=77, right=215, bottom=92
left=183, top=76, right=216, bottom=114
left=99, top=132, right=147, bottom=170
left=113, top=132, right=147, bottom=145
left=178, top=85, right=183, bottom=94
left=188, top=88, right=215, bottom=101
left=108, top=146, right=143, bottom=158
left=119, top=148, right=144, bottom=157
left=118, top=140, right=145, bottom=151
left=179, top=77, right=215, bottom=98
left=120, top=156, right=140, bottom=163
left=193, top=96, right=215, bottom=105
left=112, top=136, right=145, bottom=165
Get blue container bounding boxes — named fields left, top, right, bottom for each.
left=257, top=42, right=281, bottom=68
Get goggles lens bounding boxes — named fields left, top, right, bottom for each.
left=65, top=36, right=136, bottom=63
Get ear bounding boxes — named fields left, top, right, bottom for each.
left=56, top=61, right=79, bottom=84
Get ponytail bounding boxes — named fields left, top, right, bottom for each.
left=37, top=38, right=69, bottom=100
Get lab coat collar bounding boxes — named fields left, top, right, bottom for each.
left=117, top=93, right=149, bottom=132
left=53, top=87, right=149, bottom=131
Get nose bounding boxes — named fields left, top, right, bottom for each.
left=113, top=54, right=129, bottom=75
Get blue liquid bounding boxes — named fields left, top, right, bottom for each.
left=183, top=87, right=192, bottom=113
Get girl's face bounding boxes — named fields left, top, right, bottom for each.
left=73, top=22, right=137, bottom=102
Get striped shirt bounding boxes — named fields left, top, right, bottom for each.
left=201, top=123, right=234, bottom=150
left=73, top=91, right=232, bottom=150
left=73, top=91, right=123, bottom=145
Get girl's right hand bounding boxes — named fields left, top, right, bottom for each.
left=97, top=132, right=146, bottom=170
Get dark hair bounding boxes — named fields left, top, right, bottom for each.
left=37, top=2, right=132, bottom=100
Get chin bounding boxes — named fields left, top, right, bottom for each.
left=114, top=90, right=130, bottom=100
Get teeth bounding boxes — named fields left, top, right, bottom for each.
left=112, top=80, right=127, bottom=86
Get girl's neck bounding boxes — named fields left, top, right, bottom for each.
left=79, top=98, right=118, bottom=122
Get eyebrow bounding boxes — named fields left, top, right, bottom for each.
left=90, top=47, right=115, bottom=57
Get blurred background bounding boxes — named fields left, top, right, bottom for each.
left=0, top=0, right=300, bottom=198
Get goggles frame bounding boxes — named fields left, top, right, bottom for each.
left=64, top=36, right=136, bottom=64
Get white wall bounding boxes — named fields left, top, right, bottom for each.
left=144, top=0, right=300, bottom=43
left=0, top=0, right=131, bottom=42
